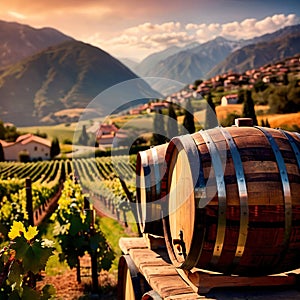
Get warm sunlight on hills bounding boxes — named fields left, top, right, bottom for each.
left=216, top=104, right=300, bottom=128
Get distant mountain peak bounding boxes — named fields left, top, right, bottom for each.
left=0, top=19, right=73, bottom=67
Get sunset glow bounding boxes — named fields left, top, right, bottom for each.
left=0, top=0, right=299, bottom=60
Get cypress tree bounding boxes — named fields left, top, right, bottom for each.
left=204, top=92, right=218, bottom=129
left=167, top=103, right=178, bottom=139
left=0, top=143, right=4, bottom=161
left=242, top=90, right=258, bottom=126
left=79, top=125, right=89, bottom=145
left=183, top=99, right=195, bottom=134
left=238, top=89, right=245, bottom=104
left=50, top=137, right=60, bottom=159
left=152, top=109, right=167, bottom=145
left=0, top=120, right=5, bottom=140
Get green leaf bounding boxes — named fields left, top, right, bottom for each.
left=22, top=242, right=54, bottom=274
left=41, top=284, right=56, bottom=300
left=7, top=260, right=23, bottom=289
left=11, top=236, right=30, bottom=260
left=89, top=235, right=101, bottom=251
left=69, top=215, right=85, bottom=236
left=8, top=289, right=21, bottom=300
left=22, top=286, right=40, bottom=300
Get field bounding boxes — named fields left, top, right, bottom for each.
left=19, top=123, right=77, bottom=142
left=216, top=104, right=300, bottom=128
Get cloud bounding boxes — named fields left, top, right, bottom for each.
left=221, top=13, right=299, bottom=39
left=88, top=13, right=300, bottom=60
left=183, top=13, right=300, bottom=42
left=141, top=31, right=192, bottom=47
left=8, top=11, right=26, bottom=20
left=125, top=21, right=181, bottom=35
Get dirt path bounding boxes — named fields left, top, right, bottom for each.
left=37, top=255, right=117, bottom=300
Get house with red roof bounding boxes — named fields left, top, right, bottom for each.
left=96, top=123, right=127, bottom=148
left=0, top=134, right=51, bottom=161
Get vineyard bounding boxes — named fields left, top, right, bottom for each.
left=0, top=156, right=137, bottom=299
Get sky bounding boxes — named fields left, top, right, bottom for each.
left=0, top=0, right=300, bottom=61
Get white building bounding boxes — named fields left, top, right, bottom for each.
left=0, top=134, right=51, bottom=161
left=221, top=94, right=239, bottom=106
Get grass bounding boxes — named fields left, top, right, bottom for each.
left=99, top=215, right=139, bottom=274
left=19, top=123, right=77, bottom=142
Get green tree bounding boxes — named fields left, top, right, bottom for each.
left=204, top=93, right=218, bottom=129
left=50, top=137, right=60, bottom=159
left=0, top=120, right=5, bottom=140
left=254, top=80, right=268, bottom=93
left=238, top=89, right=245, bottom=104
left=183, top=99, right=195, bottom=134
left=4, top=126, right=19, bottom=142
left=78, top=125, right=89, bottom=145
left=0, top=143, right=4, bottom=161
left=283, top=72, right=289, bottom=85
left=242, top=90, right=258, bottom=125
left=220, top=112, right=241, bottom=127
left=268, top=83, right=300, bottom=114
left=167, top=103, right=178, bottom=139
left=152, top=109, right=167, bottom=145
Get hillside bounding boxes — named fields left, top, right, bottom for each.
left=134, top=45, right=184, bottom=76
left=0, top=40, right=161, bottom=126
left=0, top=20, right=73, bottom=67
left=207, top=26, right=300, bottom=77
left=134, top=38, right=239, bottom=94
left=131, top=24, right=300, bottom=94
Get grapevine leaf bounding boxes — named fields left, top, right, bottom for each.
left=41, top=284, right=56, bottom=300
left=11, top=236, right=30, bottom=260
left=8, top=289, right=21, bottom=300
left=8, top=221, right=25, bottom=240
left=69, top=215, right=84, bottom=235
left=89, top=235, right=101, bottom=251
left=24, top=226, right=39, bottom=241
left=22, top=242, right=54, bottom=274
left=7, top=260, right=22, bottom=290
left=22, top=286, right=40, bottom=300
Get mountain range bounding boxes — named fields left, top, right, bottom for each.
left=129, top=24, right=300, bottom=93
left=0, top=20, right=299, bottom=126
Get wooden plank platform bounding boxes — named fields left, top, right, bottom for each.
left=119, top=237, right=203, bottom=299
left=119, top=236, right=300, bottom=300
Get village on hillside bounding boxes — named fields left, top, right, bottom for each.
left=1, top=54, right=300, bottom=161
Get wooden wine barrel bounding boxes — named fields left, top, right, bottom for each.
left=163, top=126, right=300, bottom=276
left=117, top=255, right=150, bottom=300
left=136, top=143, right=168, bottom=236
